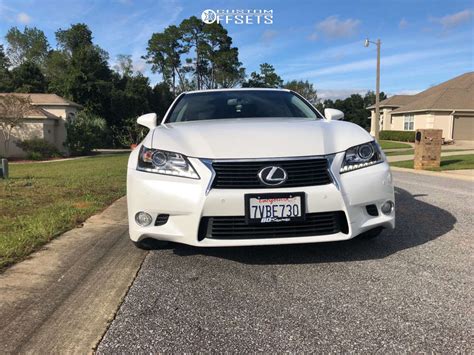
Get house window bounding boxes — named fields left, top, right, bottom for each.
left=67, top=112, right=76, bottom=123
left=404, top=114, right=414, bottom=130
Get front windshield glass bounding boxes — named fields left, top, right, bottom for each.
left=166, top=90, right=320, bottom=123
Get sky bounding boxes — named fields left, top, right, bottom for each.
left=0, top=0, right=473, bottom=100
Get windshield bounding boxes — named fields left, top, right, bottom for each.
left=166, top=90, right=320, bottom=123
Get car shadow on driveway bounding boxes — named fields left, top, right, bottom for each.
left=170, top=187, right=456, bottom=264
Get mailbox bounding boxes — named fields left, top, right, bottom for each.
left=414, top=129, right=442, bottom=170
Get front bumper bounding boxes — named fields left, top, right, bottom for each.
left=127, top=153, right=395, bottom=247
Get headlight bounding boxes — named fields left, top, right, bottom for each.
left=137, top=146, right=200, bottom=179
left=340, top=141, right=383, bottom=173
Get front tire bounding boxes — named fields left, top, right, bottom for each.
left=358, top=227, right=384, bottom=240
left=132, top=238, right=169, bottom=250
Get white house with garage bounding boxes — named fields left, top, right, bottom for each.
left=368, top=72, right=474, bottom=142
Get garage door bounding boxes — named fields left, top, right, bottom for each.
left=453, top=116, right=474, bottom=141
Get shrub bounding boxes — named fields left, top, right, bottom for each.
left=65, top=111, right=108, bottom=155
left=111, top=117, right=146, bottom=148
left=379, top=130, right=415, bottom=142
left=15, top=138, right=61, bottom=160
left=28, top=152, right=43, bottom=160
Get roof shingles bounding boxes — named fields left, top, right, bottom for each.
left=369, top=72, right=474, bottom=114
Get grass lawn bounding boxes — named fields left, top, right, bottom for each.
left=0, top=154, right=129, bottom=269
left=391, top=154, right=474, bottom=171
left=385, top=148, right=472, bottom=157
left=379, top=140, right=412, bottom=150
left=385, top=149, right=414, bottom=156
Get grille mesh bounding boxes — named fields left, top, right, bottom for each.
left=211, top=158, right=331, bottom=189
left=199, top=211, right=348, bottom=240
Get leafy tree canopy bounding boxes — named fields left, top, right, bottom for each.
left=11, top=61, right=46, bottom=93
left=243, top=63, right=283, bottom=88
left=5, top=26, right=49, bottom=66
left=283, top=80, right=318, bottom=104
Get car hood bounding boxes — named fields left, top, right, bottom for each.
left=149, top=117, right=373, bottom=159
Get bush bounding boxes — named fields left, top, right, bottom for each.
left=111, top=117, right=146, bottom=148
left=15, top=138, right=61, bottom=160
left=65, top=111, right=108, bottom=155
left=379, top=130, right=415, bottom=142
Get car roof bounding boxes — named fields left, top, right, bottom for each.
left=184, top=88, right=291, bottom=95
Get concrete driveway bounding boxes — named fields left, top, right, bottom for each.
left=97, top=171, right=472, bottom=353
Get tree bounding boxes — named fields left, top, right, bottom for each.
left=44, top=49, right=69, bottom=95
left=0, top=94, right=32, bottom=157
left=5, top=26, right=49, bottom=66
left=243, top=63, right=283, bottom=88
left=0, top=45, right=13, bottom=92
left=111, top=116, right=146, bottom=147
left=180, top=16, right=206, bottom=90
left=145, top=16, right=245, bottom=93
left=199, top=23, right=245, bottom=89
left=283, top=80, right=318, bottom=104
left=363, top=90, right=387, bottom=107
left=114, top=54, right=134, bottom=77
left=109, top=72, right=153, bottom=128
left=150, top=82, right=174, bottom=119
left=314, top=91, right=388, bottom=129
left=11, top=61, right=46, bottom=93
left=55, top=23, right=93, bottom=55
left=52, top=24, right=113, bottom=120
left=64, top=110, right=107, bottom=155
left=145, top=25, right=185, bottom=95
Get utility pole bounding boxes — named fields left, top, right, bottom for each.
left=365, top=38, right=381, bottom=139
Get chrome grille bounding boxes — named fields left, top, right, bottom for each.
left=211, top=157, right=331, bottom=189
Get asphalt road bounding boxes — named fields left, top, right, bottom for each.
left=98, top=171, right=473, bottom=353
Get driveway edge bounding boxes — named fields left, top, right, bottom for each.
left=0, top=197, right=147, bottom=354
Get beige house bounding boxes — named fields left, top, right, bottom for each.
left=369, top=72, right=474, bottom=141
left=0, top=93, right=82, bottom=157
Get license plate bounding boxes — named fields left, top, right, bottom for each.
left=245, top=193, right=305, bottom=224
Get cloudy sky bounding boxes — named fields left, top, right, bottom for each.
left=0, top=0, right=472, bottom=99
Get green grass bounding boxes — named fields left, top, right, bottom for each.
left=385, top=149, right=414, bottom=156
left=0, top=154, right=129, bottom=269
left=385, top=148, right=472, bottom=157
left=391, top=154, right=474, bottom=171
left=379, top=140, right=412, bottom=150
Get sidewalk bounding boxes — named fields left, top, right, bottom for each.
left=387, top=150, right=474, bottom=163
left=0, top=197, right=145, bottom=353
left=391, top=167, right=473, bottom=182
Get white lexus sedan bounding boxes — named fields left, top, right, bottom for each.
left=127, top=88, right=395, bottom=249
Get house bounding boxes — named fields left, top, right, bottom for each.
left=368, top=72, right=474, bottom=141
left=0, top=93, right=82, bottom=157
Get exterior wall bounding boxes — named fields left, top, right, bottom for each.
left=382, top=108, right=392, bottom=130
left=432, top=112, right=454, bottom=141
left=0, top=120, right=47, bottom=158
left=0, top=101, right=79, bottom=158
left=370, top=110, right=383, bottom=131
left=391, top=114, right=405, bottom=131
left=391, top=112, right=454, bottom=140
left=41, top=105, right=78, bottom=153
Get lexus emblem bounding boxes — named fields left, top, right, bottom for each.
left=258, top=166, right=288, bottom=186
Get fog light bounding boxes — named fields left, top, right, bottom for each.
left=135, top=211, right=152, bottom=226
left=381, top=201, right=394, bottom=215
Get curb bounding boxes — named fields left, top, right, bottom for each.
left=391, top=166, right=473, bottom=182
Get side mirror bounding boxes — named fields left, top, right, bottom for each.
left=324, top=108, right=344, bottom=121
left=137, top=113, right=158, bottom=129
